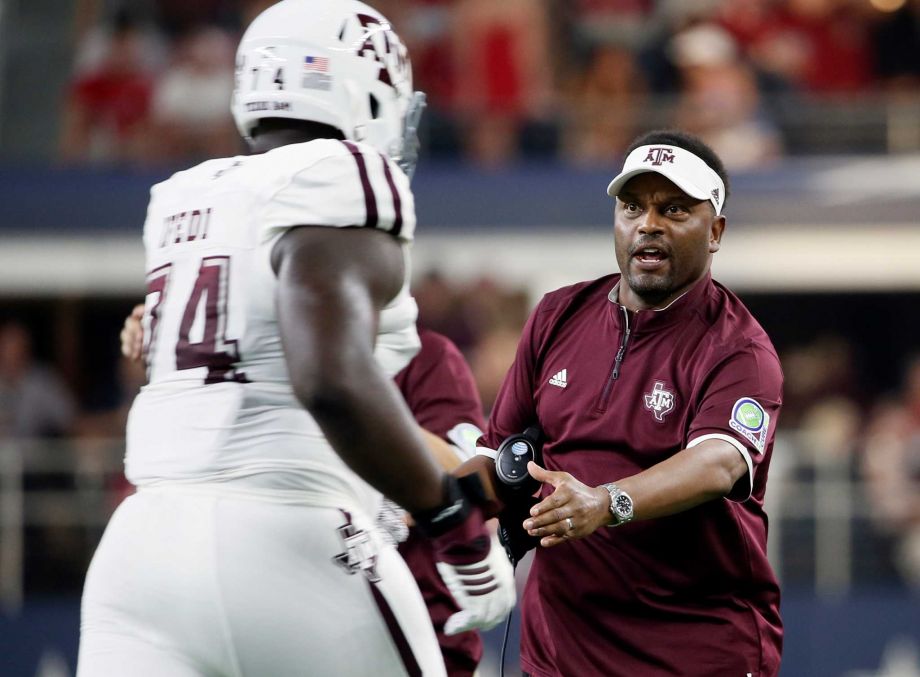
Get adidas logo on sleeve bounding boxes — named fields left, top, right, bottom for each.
left=549, top=369, right=568, bottom=388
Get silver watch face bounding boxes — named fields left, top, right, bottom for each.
left=614, top=493, right=633, bottom=519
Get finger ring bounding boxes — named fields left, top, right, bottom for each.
left=566, top=517, right=575, bottom=532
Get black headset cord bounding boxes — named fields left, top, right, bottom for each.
left=498, top=561, right=518, bottom=677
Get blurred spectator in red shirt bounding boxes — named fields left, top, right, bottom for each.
left=71, top=4, right=167, bottom=77
left=60, top=10, right=155, bottom=165
left=451, top=0, right=553, bottom=166
left=720, top=0, right=874, bottom=93
left=375, top=0, right=458, bottom=112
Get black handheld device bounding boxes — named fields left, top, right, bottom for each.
left=494, top=426, right=543, bottom=493
left=494, top=426, right=544, bottom=677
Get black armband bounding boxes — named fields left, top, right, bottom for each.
left=412, top=473, right=486, bottom=539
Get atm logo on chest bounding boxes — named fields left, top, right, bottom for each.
left=644, top=381, right=676, bottom=422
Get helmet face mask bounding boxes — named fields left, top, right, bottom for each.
left=231, top=0, right=423, bottom=170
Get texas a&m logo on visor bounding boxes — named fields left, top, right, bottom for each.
left=643, top=147, right=675, bottom=166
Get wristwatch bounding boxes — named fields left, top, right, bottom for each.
left=602, top=483, right=634, bottom=527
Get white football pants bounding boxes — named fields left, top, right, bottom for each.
left=77, top=487, right=445, bottom=676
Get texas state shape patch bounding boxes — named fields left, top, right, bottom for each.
left=729, top=397, right=770, bottom=454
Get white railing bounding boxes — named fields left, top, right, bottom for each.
left=0, top=439, right=125, bottom=613
left=0, top=433, right=888, bottom=612
left=766, top=431, right=867, bottom=595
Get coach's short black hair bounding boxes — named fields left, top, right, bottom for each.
left=626, top=129, right=730, bottom=209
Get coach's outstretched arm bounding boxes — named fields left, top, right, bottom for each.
left=272, top=225, right=444, bottom=511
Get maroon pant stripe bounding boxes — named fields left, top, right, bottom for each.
left=378, top=153, right=403, bottom=236
left=341, top=141, right=378, bottom=229
left=369, top=582, right=423, bottom=677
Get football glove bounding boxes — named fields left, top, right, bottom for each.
left=436, top=534, right=515, bottom=635
left=375, top=497, right=409, bottom=547
left=413, top=474, right=516, bottom=635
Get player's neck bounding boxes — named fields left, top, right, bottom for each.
left=248, top=120, right=346, bottom=155
left=248, top=130, right=324, bottom=154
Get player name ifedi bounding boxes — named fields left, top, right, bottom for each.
left=159, top=208, right=213, bottom=248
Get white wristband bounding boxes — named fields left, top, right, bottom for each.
left=475, top=446, right=498, bottom=460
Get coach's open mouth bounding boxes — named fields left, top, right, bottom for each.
left=632, top=247, right=669, bottom=270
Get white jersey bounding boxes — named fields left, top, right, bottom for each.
left=125, top=138, right=418, bottom=514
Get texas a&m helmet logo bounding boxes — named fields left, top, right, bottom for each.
left=644, top=381, right=676, bottom=422
left=643, top=147, right=675, bottom=166
left=352, top=13, right=410, bottom=90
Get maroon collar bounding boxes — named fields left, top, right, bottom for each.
left=608, top=272, right=713, bottom=335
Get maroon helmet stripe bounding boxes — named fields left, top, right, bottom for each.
left=368, top=582, right=422, bottom=677
left=378, top=153, right=403, bottom=236
left=341, top=141, right=378, bottom=228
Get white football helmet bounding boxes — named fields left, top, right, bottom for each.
left=232, top=0, right=425, bottom=175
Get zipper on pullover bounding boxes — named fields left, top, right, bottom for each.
left=596, top=305, right=631, bottom=412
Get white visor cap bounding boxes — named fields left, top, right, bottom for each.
left=606, top=144, right=725, bottom=215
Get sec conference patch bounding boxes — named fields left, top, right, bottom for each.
left=729, top=398, right=769, bottom=453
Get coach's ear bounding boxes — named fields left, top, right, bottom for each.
left=709, top=215, right=726, bottom=254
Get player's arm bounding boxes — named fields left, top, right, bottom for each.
left=421, top=428, right=465, bottom=472
left=383, top=428, right=464, bottom=535
left=273, top=224, right=515, bottom=633
left=271, top=225, right=445, bottom=512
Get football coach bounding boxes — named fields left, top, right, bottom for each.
left=469, top=129, right=784, bottom=676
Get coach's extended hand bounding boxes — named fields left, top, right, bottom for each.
left=523, top=461, right=612, bottom=547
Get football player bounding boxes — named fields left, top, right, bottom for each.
left=77, top=3, right=514, bottom=676
left=122, top=309, right=491, bottom=675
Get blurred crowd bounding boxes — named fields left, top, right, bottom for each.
left=58, top=0, right=920, bottom=169
left=15, top=0, right=920, bottom=599
left=3, top=275, right=920, bottom=593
